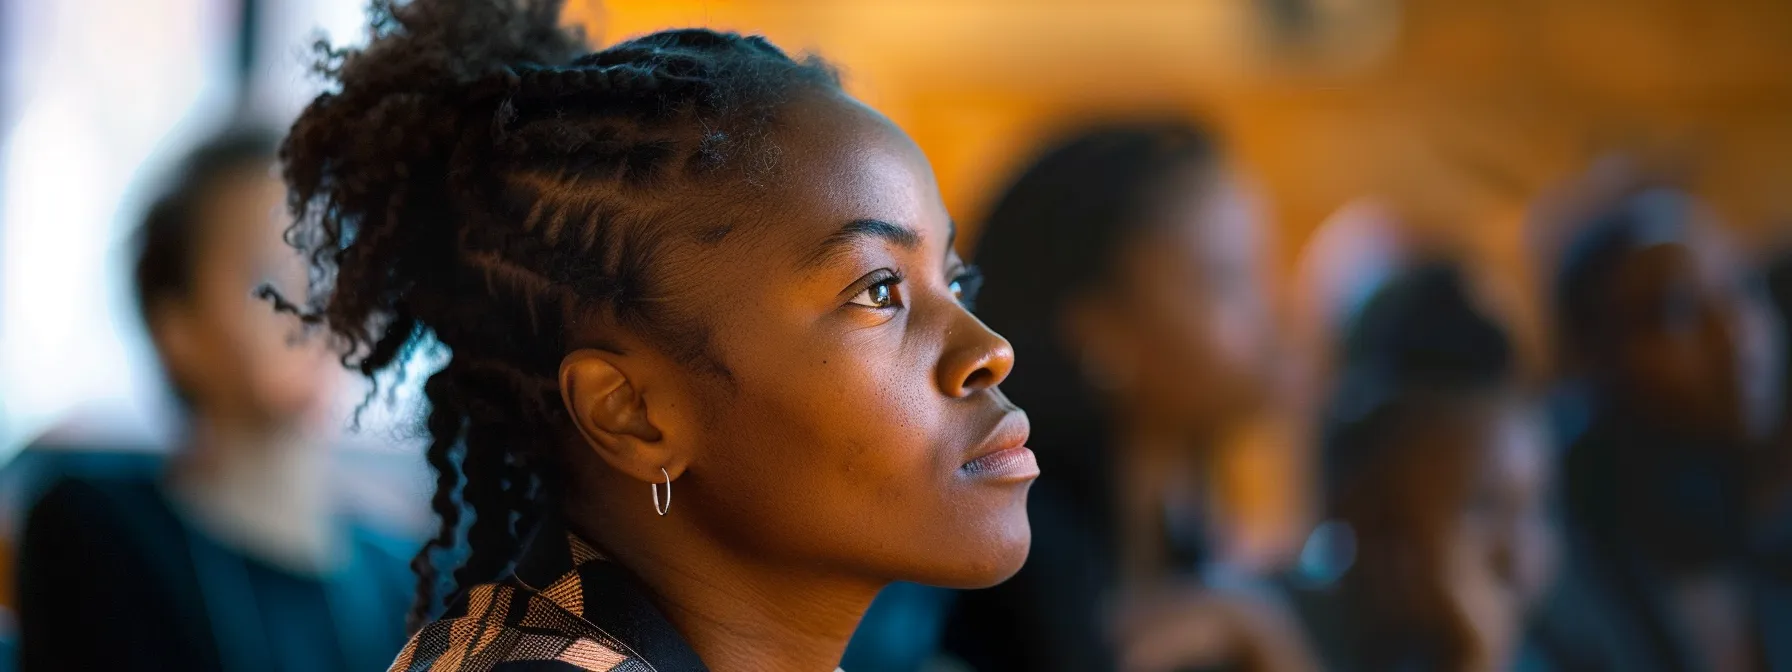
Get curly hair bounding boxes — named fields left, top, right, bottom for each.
left=272, top=0, right=838, bottom=631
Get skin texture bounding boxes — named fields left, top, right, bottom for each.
left=556, top=90, right=1033, bottom=672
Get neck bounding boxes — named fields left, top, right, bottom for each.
left=1113, top=419, right=1208, bottom=588
left=166, top=413, right=338, bottom=572
left=574, top=506, right=872, bottom=672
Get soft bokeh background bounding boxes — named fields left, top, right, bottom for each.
left=4, top=0, right=1792, bottom=585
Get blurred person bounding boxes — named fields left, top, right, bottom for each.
left=272, top=1, right=1034, bottom=670
left=1533, top=183, right=1792, bottom=671
left=1288, top=262, right=1557, bottom=671
left=1758, top=252, right=1792, bottom=534
left=17, top=129, right=413, bottom=671
left=942, top=121, right=1314, bottom=672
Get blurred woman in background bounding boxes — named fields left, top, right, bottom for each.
left=1537, top=182, right=1792, bottom=671
left=1289, top=262, right=1557, bottom=671
left=943, top=121, right=1312, bottom=672
left=16, top=129, right=413, bottom=671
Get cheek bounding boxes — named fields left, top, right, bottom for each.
left=1145, top=289, right=1266, bottom=389
left=1206, top=292, right=1269, bottom=372
left=1625, top=339, right=1718, bottom=399
left=693, top=330, right=952, bottom=546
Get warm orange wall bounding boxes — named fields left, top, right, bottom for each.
left=583, top=0, right=1792, bottom=253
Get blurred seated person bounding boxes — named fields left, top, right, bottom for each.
left=1288, top=262, right=1557, bottom=671
left=1755, top=251, right=1792, bottom=555
left=1533, top=181, right=1792, bottom=671
left=937, top=121, right=1314, bottom=672
left=17, top=129, right=412, bottom=672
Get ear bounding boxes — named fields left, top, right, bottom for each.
left=147, top=300, right=205, bottom=400
left=1059, top=292, right=1136, bottom=392
left=1060, top=293, right=1129, bottom=360
left=559, top=348, right=679, bottom=484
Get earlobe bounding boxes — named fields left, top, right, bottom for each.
left=150, top=302, right=200, bottom=391
left=559, top=349, right=672, bottom=483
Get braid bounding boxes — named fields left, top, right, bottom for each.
left=276, top=0, right=841, bottom=631
left=408, top=363, right=467, bottom=630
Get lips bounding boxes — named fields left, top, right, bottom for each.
left=960, top=412, right=1038, bottom=481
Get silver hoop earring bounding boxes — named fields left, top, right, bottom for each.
left=651, top=467, right=672, bottom=516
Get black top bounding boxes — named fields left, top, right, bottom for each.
left=942, top=476, right=1219, bottom=672
left=391, top=515, right=710, bottom=672
left=17, top=476, right=413, bottom=672
left=1527, top=423, right=1792, bottom=672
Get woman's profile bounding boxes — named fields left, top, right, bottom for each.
left=276, top=1, right=1036, bottom=670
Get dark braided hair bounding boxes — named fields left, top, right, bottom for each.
left=274, top=0, right=838, bottom=631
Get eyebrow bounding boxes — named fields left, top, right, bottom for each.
left=798, top=218, right=924, bottom=271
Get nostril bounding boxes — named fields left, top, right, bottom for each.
left=962, top=367, right=996, bottom=393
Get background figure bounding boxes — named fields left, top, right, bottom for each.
left=1757, top=251, right=1792, bottom=550
left=1534, top=182, right=1792, bottom=671
left=940, top=120, right=1311, bottom=672
left=16, top=129, right=412, bottom=672
left=1289, top=262, right=1557, bottom=671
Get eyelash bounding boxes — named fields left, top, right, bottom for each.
left=848, top=269, right=905, bottom=310
left=847, top=266, right=985, bottom=311
left=951, top=265, right=984, bottom=311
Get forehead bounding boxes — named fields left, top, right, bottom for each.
left=734, top=91, right=946, bottom=251
left=1610, top=229, right=1737, bottom=303
left=196, top=169, right=286, bottom=257
left=1144, top=170, right=1260, bottom=258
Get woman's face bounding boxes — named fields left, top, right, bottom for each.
left=1449, top=404, right=1557, bottom=612
left=583, top=91, right=1034, bottom=589
left=1094, top=167, right=1274, bottom=432
left=1381, top=402, right=1557, bottom=634
left=153, top=167, right=340, bottom=431
left=1602, top=230, right=1783, bottom=444
left=1345, top=400, right=1555, bottom=662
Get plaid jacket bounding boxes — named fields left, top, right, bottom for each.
left=388, top=518, right=711, bottom=672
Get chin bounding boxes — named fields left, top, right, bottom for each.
left=914, top=510, right=1035, bottom=589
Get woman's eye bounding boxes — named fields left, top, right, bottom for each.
left=849, top=280, right=899, bottom=309
left=950, top=265, right=985, bottom=309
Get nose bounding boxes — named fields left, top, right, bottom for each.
left=938, top=308, right=1015, bottom=398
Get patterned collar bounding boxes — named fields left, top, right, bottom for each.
left=389, top=516, right=709, bottom=671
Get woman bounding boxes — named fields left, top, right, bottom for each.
left=942, top=122, right=1308, bottom=672
left=19, top=130, right=413, bottom=671
left=275, top=1, right=1035, bottom=670
left=1289, top=262, right=1556, bottom=672
left=1536, top=183, right=1792, bottom=671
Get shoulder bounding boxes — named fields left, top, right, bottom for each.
left=22, top=476, right=178, bottom=559
left=27, top=475, right=164, bottom=523
left=487, top=663, right=601, bottom=672
left=387, top=581, right=648, bottom=672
